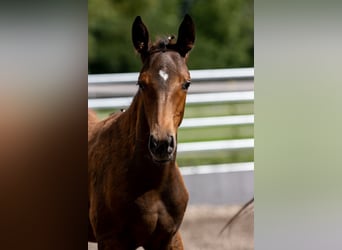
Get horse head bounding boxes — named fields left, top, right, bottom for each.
left=132, top=15, right=195, bottom=163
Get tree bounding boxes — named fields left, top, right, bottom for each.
left=88, top=0, right=254, bottom=73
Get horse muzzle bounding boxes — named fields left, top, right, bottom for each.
left=148, top=134, right=175, bottom=163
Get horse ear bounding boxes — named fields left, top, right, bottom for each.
left=176, top=14, right=195, bottom=57
left=132, top=16, right=149, bottom=58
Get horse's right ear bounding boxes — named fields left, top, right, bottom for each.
left=132, top=16, right=149, bottom=59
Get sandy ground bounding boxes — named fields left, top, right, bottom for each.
left=88, top=203, right=254, bottom=250
left=180, top=204, right=254, bottom=250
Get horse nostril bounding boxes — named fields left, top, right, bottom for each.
left=149, top=135, right=158, bottom=152
left=149, top=135, right=175, bottom=157
left=167, top=136, right=175, bottom=153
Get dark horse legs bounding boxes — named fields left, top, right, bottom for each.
left=144, top=231, right=184, bottom=250
left=97, top=231, right=184, bottom=250
left=97, top=239, right=133, bottom=250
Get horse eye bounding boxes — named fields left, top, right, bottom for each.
left=182, top=81, right=191, bottom=90
left=137, top=81, right=146, bottom=90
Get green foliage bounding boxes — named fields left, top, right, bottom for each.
left=88, top=0, right=253, bottom=73
left=189, top=0, right=254, bottom=69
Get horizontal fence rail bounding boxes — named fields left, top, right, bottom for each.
left=180, top=115, right=254, bottom=128
left=178, top=139, right=254, bottom=153
left=180, top=162, right=254, bottom=176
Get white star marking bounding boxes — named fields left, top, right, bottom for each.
left=159, top=70, right=168, bottom=81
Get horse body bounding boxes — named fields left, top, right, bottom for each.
left=88, top=97, right=187, bottom=248
left=88, top=15, right=195, bottom=249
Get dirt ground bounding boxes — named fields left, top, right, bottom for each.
left=88, top=203, right=254, bottom=250
left=180, top=204, right=254, bottom=250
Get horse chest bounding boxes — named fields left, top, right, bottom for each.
left=131, top=192, right=180, bottom=243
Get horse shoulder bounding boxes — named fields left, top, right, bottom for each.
left=88, top=109, right=99, bottom=140
left=88, top=111, right=132, bottom=241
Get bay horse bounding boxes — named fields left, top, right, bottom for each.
left=88, top=14, right=195, bottom=250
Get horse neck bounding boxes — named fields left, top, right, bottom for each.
left=118, top=92, right=150, bottom=155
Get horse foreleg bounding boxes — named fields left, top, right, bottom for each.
left=97, top=238, right=134, bottom=250
left=168, top=231, right=184, bottom=250
left=144, top=231, right=184, bottom=250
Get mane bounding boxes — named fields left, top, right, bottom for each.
left=148, top=35, right=178, bottom=54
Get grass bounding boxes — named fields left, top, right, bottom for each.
left=178, top=125, right=253, bottom=143
left=177, top=148, right=254, bottom=167
left=184, top=102, right=254, bottom=118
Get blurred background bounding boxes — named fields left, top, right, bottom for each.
left=88, top=0, right=253, bottom=73
left=88, top=1, right=254, bottom=249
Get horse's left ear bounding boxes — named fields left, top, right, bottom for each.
left=176, top=14, right=195, bottom=57
left=132, top=16, right=149, bottom=59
